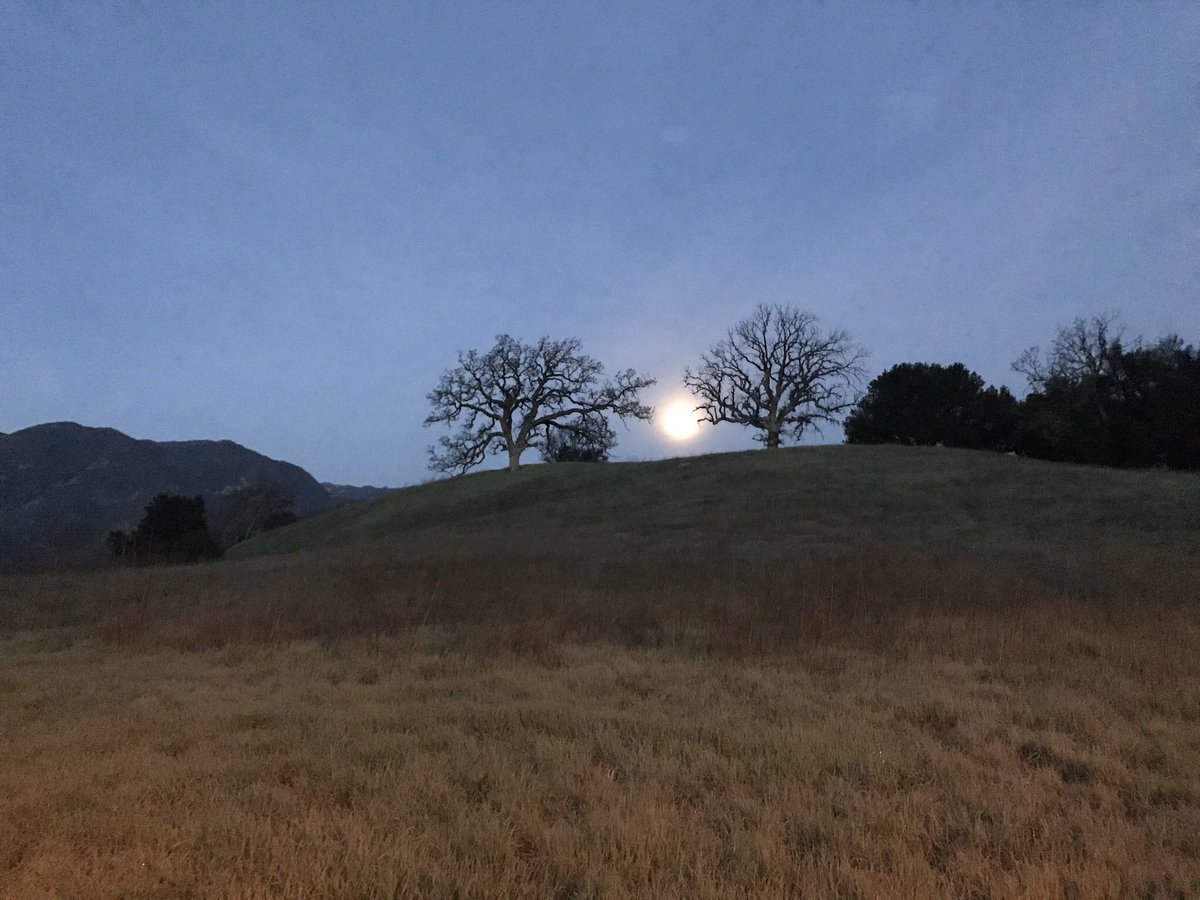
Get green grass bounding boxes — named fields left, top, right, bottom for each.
left=232, top=445, right=1200, bottom=563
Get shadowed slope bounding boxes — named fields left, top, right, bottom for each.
left=231, top=445, right=1200, bottom=563
left=9, top=445, right=1196, bottom=650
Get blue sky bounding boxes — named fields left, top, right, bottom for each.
left=3, top=2, right=1197, bottom=485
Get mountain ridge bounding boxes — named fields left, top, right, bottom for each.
left=0, top=422, right=370, bottom=570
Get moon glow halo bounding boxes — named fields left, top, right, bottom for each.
left=660, top=400, right=701, bottom=441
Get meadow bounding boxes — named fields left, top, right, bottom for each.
left=1, top=446, right=1198, bottom=898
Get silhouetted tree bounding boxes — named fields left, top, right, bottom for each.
left=108, top=494, right=220, bottom=565
left=1111, top=337, right=1200, bottom=469
left=540, top=413, right=615, bottom=462
left=844, top=362, right=1018, bottom=451
left=1013, top=316, right=1200, bottom=469
left=1013, top=313, right=1124, bottom=392
left=425, top=334, right=654, bottom=474
left=684, top=305, right=865, bottom=448
left=106, top=529, right=133, bottom=565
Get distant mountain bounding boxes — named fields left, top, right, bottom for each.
left=321, top=483, right=399, bottom=507
left=0, top=422, right=334, bottom=571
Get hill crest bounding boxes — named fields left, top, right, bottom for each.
left=230, top=444, right=1200, bottom=564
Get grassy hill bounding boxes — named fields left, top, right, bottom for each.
left=7, top=445, right=1197, bottom=646
left=3, top=444, right=1199, bottom=896
left=232, top=444, right=1200, bottom=562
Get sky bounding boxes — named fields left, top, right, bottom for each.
left=2, top=1, right=1197, bottom=486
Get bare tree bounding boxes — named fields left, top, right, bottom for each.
left=684, top=305, right=865, bottom=449
left=425, top=334, right=654, bottom=474
left=1013, top=312, right=1124, bottom=392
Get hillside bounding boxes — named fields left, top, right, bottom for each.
left=3, top=444, right=1198, bottom=897
left=232, top=444, right=1200, bottom=564
left=0, top=422, right=334, bottom=570
left=320, top=482, right=399, bottom=507
left=4, top=443, right=1199, bottom=897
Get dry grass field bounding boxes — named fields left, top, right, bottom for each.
left=2, top=447, right=1198, bottom=898
left=2, top=607, right=1198, bottom=899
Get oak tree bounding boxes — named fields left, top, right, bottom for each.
left=844, top=362, right=1018, bottom=451
left=425, top=335, right=654, bottom=474
left=684, top=305, right=865, bottom=448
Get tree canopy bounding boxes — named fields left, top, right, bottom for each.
left=844, top=362, right=1018, bottom=451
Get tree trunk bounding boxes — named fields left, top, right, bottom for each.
left=507, top=445, right=522, bottom=471
left=765, top=429, right=781, bottom=449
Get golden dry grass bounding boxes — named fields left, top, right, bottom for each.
left=1, top=598, right=1198, bottom=899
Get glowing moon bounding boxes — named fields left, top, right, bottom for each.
left=660, top=401, right=701, bottom=441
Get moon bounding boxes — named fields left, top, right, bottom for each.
left=659, top=400, right=701, bottom=441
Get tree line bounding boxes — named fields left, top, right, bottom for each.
left=847, top=313, right=1200, bottom=469
left=107, top=483, right=298, bottom=566
left=426, top=307, right=1198, bottom=474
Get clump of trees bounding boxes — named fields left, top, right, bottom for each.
left=108, top=484, right=301, bottom=565
left=845, top=315, right=1199, bottom=471
left=684, top=304, right=865, bottom=448
left=425, top=334, right=654, bottom=474
left=1012, top=315, right=1200, bottom=468
left=107, top=494, right=221, bottom=566
left=844, top=362, right=1019, bottom=451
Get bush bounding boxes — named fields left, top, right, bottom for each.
left=541, top=415, right=615, bottom=463
left=845, top=362, right=1018, bottom=451
left=108, top=494, right=221, bottom=565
